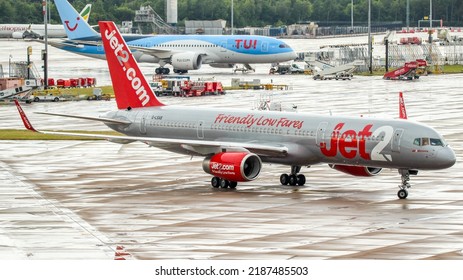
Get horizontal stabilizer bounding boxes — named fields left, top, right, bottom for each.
left=35, top=112, right=131, bottom=125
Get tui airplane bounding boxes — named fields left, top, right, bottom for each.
left=47, top=0, right=297, bottom=74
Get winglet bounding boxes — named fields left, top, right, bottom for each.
left=399, top=92, right=408, bottom=119
left=99, top=21, right=164, bottom=109
left=14, top=100, right=37, bottom=132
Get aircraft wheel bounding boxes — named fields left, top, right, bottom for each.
left=211, top=177, right=220, bottom=188
left=397, top=189, right=408, bottom=199
left=220, top=179, right=229, bottom=188
left=155, top=68, right=161, bottom=74
left=229, top=181, right=237, bottom=189
left=162, top=68, right=170, bottom=75
left=280, top=174, right=289, bottom=185
left=297, top=174, right=306, bottom=186
left=289, top=175, right=298, bottom=186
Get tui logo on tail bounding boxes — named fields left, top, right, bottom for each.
left=64, top=17, right=80, bottom=32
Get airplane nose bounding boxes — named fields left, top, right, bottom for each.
left=289, top=50, right=298, bottom=60
left=435, top=147, right=457, bottom=169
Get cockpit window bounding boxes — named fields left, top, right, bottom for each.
left=414, top=137, right=445, bottom=147
left=430, top=138, right=444, bottom=146
left=279, top=43, right=290, bottom=48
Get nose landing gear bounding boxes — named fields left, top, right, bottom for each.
left=398, top=169, right=418, bottom=199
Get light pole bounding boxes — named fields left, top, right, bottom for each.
left=43, top=0, right=48, bottom=89
left=428, top=0, right=433, bottom=43
left=231, top=0, right=234, bottom=35
left=406, top=0, right=410, bottom=32
left=8, top=54, right=12, bottom=77
left=351, top=0, right=353, bottom=33
left=368, top=0, right=372, bottom=74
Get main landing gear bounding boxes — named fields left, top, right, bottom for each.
left=397, top=169, right=418, bottom=199
left=211, top=177, right=238, bottom=189
left=280, top=165, right=306, bottom=186
left=155, top=67, right=170, bottom=75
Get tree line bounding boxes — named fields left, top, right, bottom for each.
left=1, top=0, right=462, bottom=27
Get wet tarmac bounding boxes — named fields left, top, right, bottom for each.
left=1, top=38, right=463, bottom=259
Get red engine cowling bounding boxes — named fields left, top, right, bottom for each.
left=329, top=164, right=382, bottom=177
left=202, top=152, right=262, bottom=182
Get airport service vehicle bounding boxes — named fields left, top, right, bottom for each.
left=33, top=93, right=61, bottom=102
left=269, top=64, right=305, bottom=75
left=306, top=59, right=363, bottom=80
left=15, top=22, right=456, bottom=199
left=383, top=59, right=428, bottom=80
left=48, top=0, right=297, bottom=74
left=0, top=86, right=32, bottom=100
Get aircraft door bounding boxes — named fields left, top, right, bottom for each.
left=391, top=129, right=404, bottom=152
left=316, top=122, right=328, bottom=147
left=197, top=120, right=204, bottom=139
left=261, top=42, right=268, bottom=52
left=221, top=41, right=227, bottom=52
left=139, top=113, right=148, bottom=135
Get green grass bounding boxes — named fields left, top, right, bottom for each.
left=0, top=129, right=123, bottom=140
left=441, top=64, right=463, bottom=73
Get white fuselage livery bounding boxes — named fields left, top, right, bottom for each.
left=0, top=24, right=66, bottom=38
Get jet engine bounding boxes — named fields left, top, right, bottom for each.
left=171, top=52, right=202, bottom=70
left=202, top=152, right=262, bottom=182
left=329, top=164, right=382, bottom=177
left=12, top=32, right=25, bottom=39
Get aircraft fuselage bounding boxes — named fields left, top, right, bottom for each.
left=103, top=106, right=456, bottom=171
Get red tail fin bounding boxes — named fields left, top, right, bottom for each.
left=399, top=92, right=407, bottom=119
left=14, top=100, right=37, bottom=132
left=98, top=21, right=164, bottom=109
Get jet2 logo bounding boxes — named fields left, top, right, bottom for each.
left=104, top=28, right=151, bottom=106
left=320, top=123, right=393, bottom=162
left=64, top=17, right=80, bottom=31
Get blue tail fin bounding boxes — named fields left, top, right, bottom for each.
left=54, top=0, right=99, bottom=40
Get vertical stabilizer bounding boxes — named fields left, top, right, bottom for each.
left=54, top=0, right=99, bottom=40
left=99, top=21, right=164, bottom=109
left=79, top=4, right=92, bottom=22
left=399, top=92, right=408, bottom=119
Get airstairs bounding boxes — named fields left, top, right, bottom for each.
left=134, top=5, right=176, bottom=34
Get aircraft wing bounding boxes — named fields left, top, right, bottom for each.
left=15, top=101, right=288, bottom=157
left=46, top=39, right=88, bottom=49
left=127, top=45, right=174, bottom=59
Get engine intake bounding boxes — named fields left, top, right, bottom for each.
left=203, top=152, right=262, bottom=182
left=329, top=164, right=382, bottom=177
left=171, top=52, right=202, bottom=70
